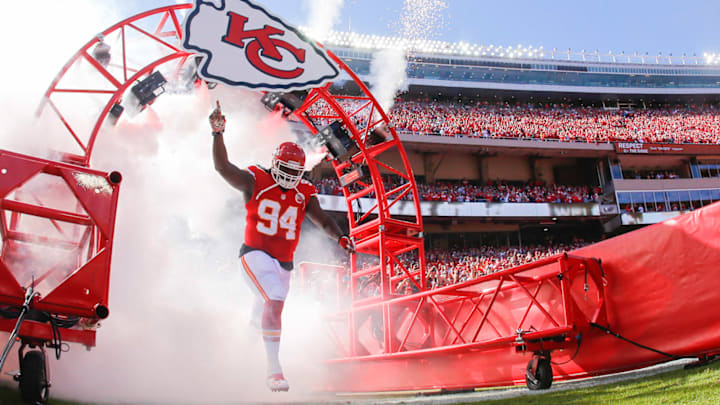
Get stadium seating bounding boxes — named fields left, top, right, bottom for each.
left=354, top=241, right=589, bottom=295
left=309, top=100, right=720, bottom=144
left=390, top=101, right=720, bottom=144
left=316, top=176, right=600, bottom=203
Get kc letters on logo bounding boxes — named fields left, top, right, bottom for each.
left=183, top=0, right=339, bottom=91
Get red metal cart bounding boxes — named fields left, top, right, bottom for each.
left=0, top=150, right=121, bottom=402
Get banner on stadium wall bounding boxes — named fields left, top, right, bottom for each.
left=182, top=0, right=339, bottom=91
left=615, top=142, right=720, bottom=155
left=316, top=195, right=602, bottom=217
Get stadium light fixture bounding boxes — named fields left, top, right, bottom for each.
left=339, top=165, right=367, bottom=187
left=108, top=102, right=124, bottom=125
left=317, top=121, right=357, bottom=162
left=92, top=34, right=111, bottom=68
left=260, top=92, right=304, bottom=117
left=131, top=71, right=166, bottom=107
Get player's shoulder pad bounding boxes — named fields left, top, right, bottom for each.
left=299, top=179, right=317, bottom=194
left=249, top=165, right=273, bottom=177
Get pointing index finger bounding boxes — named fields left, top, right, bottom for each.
left=216, top=100, right=221, bottom=112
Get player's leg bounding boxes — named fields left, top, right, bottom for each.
left=240, top=250, right=292, bottom=391
left=262, top=299, right=287, bottom=391
left=250, top=295, right=263, bottom=331
left=239, top=253, right=268, bottom=330
left=262, top=260, right=291, bottom=391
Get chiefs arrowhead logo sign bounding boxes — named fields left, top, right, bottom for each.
left=183, top=0, right=340, bottom=91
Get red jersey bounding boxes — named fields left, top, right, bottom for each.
left=243, top=165, right=317, bottom=263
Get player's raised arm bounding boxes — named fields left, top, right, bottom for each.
left=210, top=100, right=255, bottom=199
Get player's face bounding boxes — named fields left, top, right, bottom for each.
left=281, top=167, right=302, bottom=177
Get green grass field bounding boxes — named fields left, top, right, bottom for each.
left=0, top=360, right=718, bottom=404
left=0, top=382, right=78, bottom=405
left=475, top=360, right=720, bottom=405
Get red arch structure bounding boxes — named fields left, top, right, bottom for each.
left=4, top=2, right=719, bottom=400
left=36, top=2, right=430, bottom=364
left=37, top=3, right=434, bottom=365
left=39, top=3, right=195, bottom=166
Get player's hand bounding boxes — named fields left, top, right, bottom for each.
left=338, top=235, right=355, bottom=254
left=209, top=100, right=226, bottom=134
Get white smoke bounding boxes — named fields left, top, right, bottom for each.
left=303, top=0, right=345, bottom=42
left=47, top=87, right=342, bottom=403
left=369, top=48, right=409, bottom=113
left=0, top=0, right=119, bottom=158
left=0, top=1, right=347, bottom=403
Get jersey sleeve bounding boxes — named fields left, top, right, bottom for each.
left=300, top=179, right=318, bottom=198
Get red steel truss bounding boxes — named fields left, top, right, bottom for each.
left=0, top=150, right=121, bottom=347
left=303, top=253, right=609, bottom=391
left=38, top=4, right=194, bottom=166
left=292, top=51, right=428, bottom=358
left=0, top=7, right=188, bottom=400
left=290, top=55, right=611, bottom=391
left=325, top=253, right=608, bottom=359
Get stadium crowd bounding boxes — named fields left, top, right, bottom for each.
left=356, top=240, right=589, bottom=296
left=389, top=101, right=720, bottom=144
left=306, top=99, right=720, bottom=144
left=315, top=176, right=600, bottom=203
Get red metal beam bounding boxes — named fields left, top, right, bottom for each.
left=5, top=230, right=80, bottom=250
left=0, top=318, right=96, bottom=347
left=1, top=200, right=92, bottom=226
left=46, top=98, right=87, bottom=153
left=128, top=22, right=184, bottom=53
left=326, top=326, right=575, bottom=363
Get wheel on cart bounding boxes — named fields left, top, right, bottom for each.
left=525, top=353, right=553, bottom=390
left=19, top=350, right=49, bottom=404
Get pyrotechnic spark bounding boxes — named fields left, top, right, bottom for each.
left=369, top=0, right=447, bottom=112
left=73, top=172, right=113, bottom=195
left=397, top=0, right=448, bottom=42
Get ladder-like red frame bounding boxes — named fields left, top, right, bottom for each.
left=310, top=253, right=608, bottom=362
left=293, top=52, right=427, bottom=356
left=0, top=150, right=121, bottom=347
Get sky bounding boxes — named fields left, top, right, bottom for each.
left=131, top=0, right=720, bottom=59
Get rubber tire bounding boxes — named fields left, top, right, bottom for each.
left=526, top=357, right=553, bottom=390
left=19, top=350, right=49, bottom=404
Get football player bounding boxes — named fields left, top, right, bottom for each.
left=209, top=101, right=354, bottom=392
